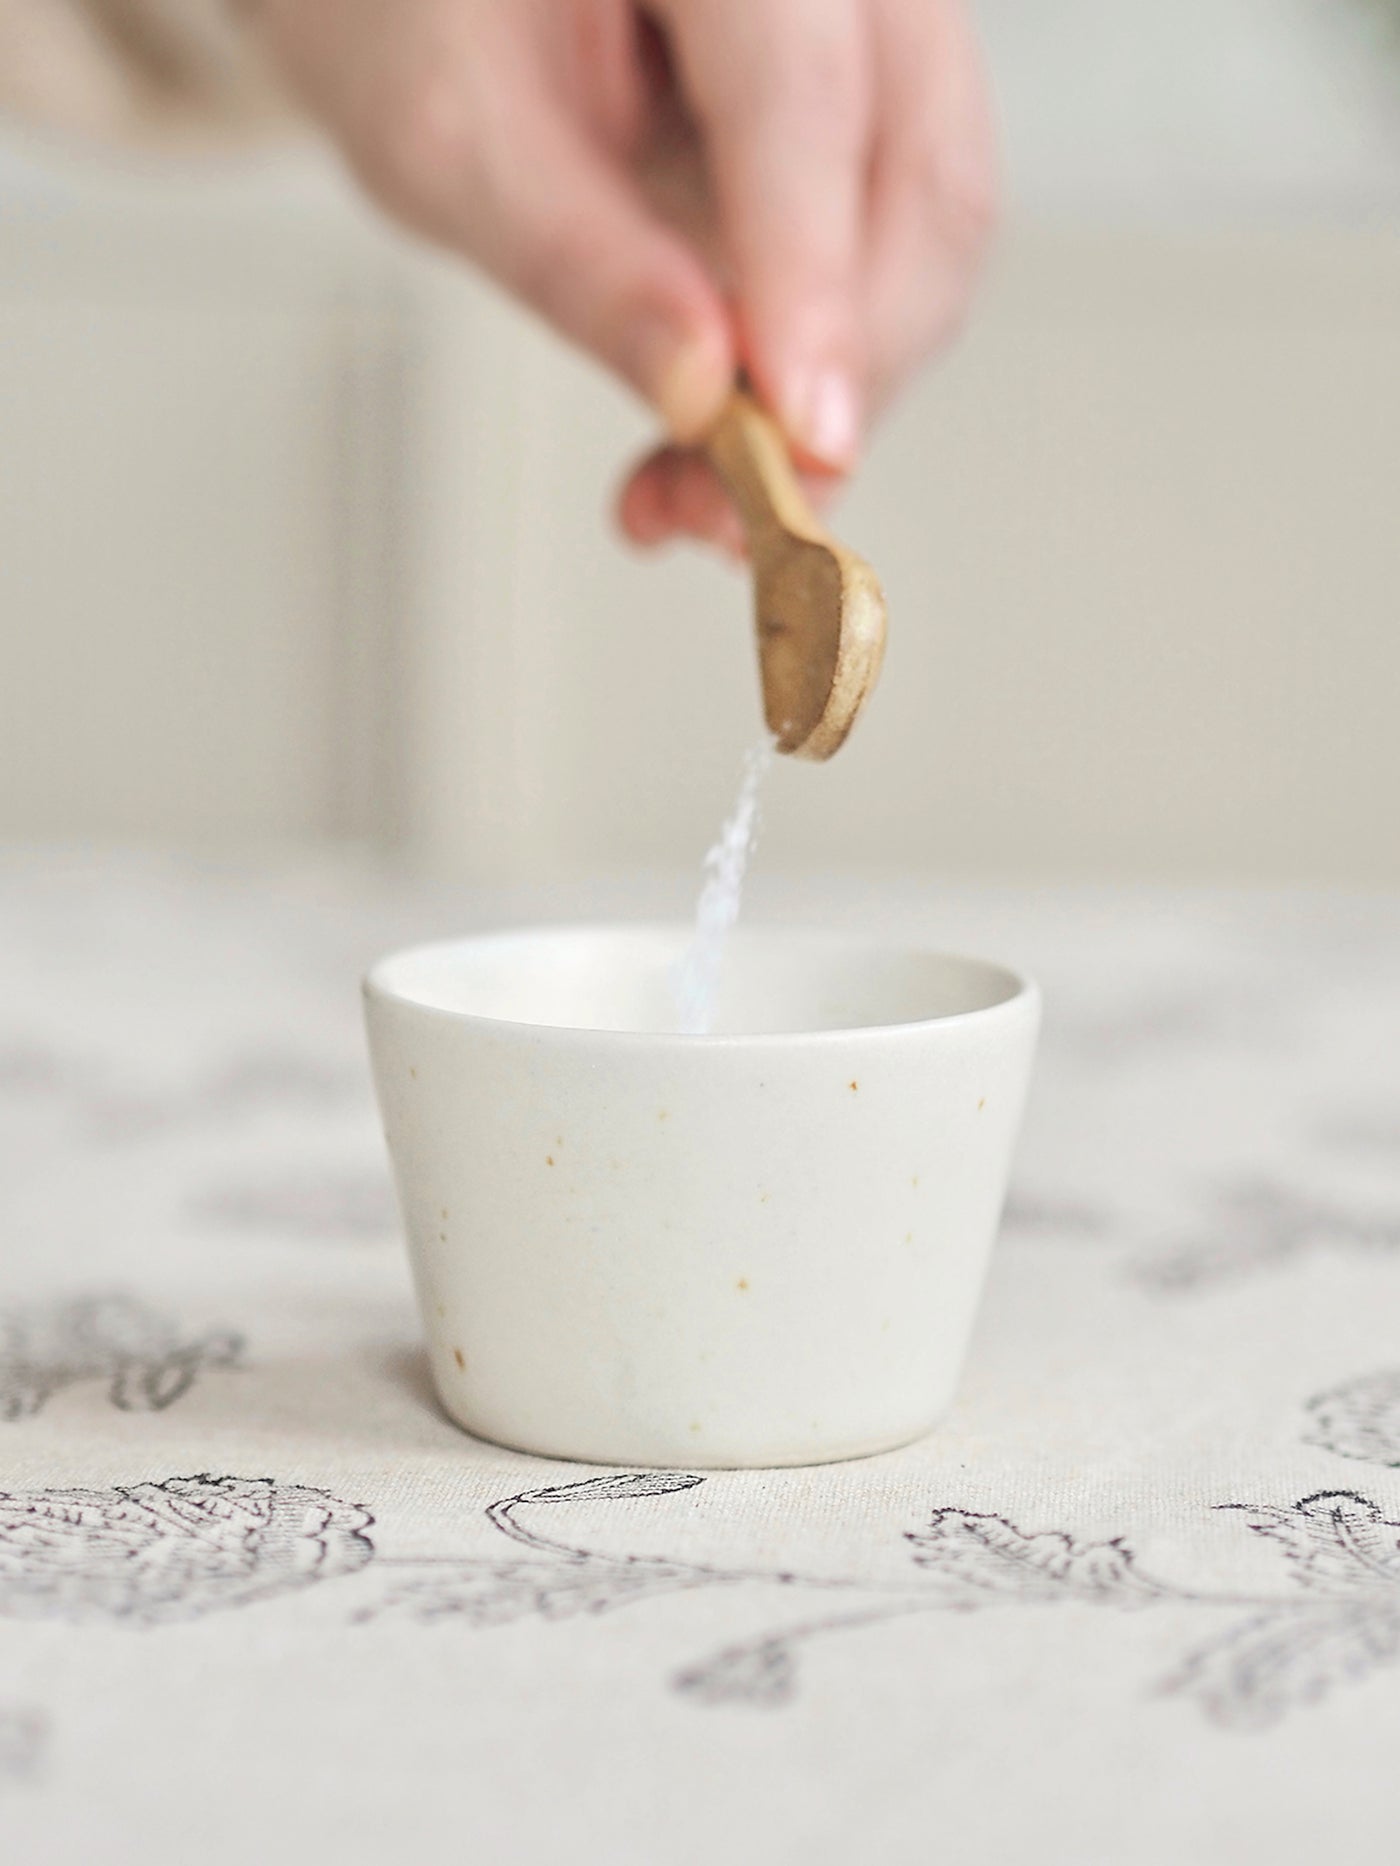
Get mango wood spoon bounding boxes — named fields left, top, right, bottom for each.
left=706, top=390, right=887, bottom=760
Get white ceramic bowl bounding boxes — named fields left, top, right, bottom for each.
left=365, top=924, right=1039, bottom=1469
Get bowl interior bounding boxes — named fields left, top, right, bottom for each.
left=368, top=925, right=1027, bottom=1038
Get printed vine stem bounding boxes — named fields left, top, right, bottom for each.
left=368, top=1477, right=1400, bottom=1728
left=4, top=1468, right=1395, bottom=1730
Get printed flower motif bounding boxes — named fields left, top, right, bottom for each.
left=372, top=1474, right=1400, bottom=1729
left=0, top=1475, right=373, bottom=1624
left=10, top=1464, right=1396, bottom=1732
left=0, top=1295, right=241, bottom=1421
left=673, top=1512, right=1168, bottom=1707
left=1164, top=1492, right=1400, bottom=1729
left=904, top=1509, right=1166, bottom=1606
left=1234, top=1490, right=1400, bottom=1594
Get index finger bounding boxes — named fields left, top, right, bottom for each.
left=657, top=0, right=873, bottom=470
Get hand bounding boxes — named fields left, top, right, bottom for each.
left=251, top=0, right=997, bottom=554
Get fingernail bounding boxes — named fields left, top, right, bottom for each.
left=785, top=365, right=861, bottom=471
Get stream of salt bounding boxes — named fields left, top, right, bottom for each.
left=672, top=741, right=774, bottom=1035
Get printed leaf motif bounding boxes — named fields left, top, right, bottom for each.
left=674, top=1639, right=797, bottom=1709
left=1001, top=1193, right=1110, bottom=1240
left=190, top=1170, right=397, bottom=1243
left=0, top=1706, right=45, bottom=1786
left=10, top=1459, right=1374, bottom=1734
left=0, top=1475, right=373, bottom=1624
left=508, top=1473, right=705, bottom=1509
left=1306, top=1370, right=1400, bottom=1469
left=1224, top=1490, right=1400, bottom=1595
left=1139, top=1180, right=1400, bottom=1292
left=363, top=1472, right=720, bottom=1626
left=487, top=1472, right=708, bottom=1557
left=905, top=1510, right=1163, bottom=1606
left=1312, top=1109, right=1400, bottom=1162
left=363, top=1556, right=715, bottom=1627
left=85, top=1050, right=361, bottom=1143
left=1166, top=1601, right=1400, bottom=1730
left=0, top=1041, right=65, bottom=1096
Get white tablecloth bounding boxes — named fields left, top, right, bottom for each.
left=2, top=853, right=1398, bottom=1864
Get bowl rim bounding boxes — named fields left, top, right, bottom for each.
left=362, top=920, right=1040, bottom=1048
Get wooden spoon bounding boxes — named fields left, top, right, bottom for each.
left=706, top=390, right=887, bottom=760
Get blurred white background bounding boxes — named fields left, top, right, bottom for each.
left=1, top=0, right=1398, bottom=883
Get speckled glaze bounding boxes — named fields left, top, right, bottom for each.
left=364, top=926, right=1039, bottom=1469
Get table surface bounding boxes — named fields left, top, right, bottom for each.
left=2, top=852, right=1399, bottom=1865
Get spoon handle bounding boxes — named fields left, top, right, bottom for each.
left=705, top=391, right=825, bottom=548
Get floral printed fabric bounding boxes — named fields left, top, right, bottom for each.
left=0, top=852, right=1398, bottom=1865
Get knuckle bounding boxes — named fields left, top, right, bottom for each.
left=376, top=65, right=480, bottom=200
left=705, top=27, right=866, bottom=148
left=793, top=38, right=866, bottom=137
left=902, top=131, right=999, bottom=259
